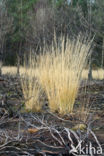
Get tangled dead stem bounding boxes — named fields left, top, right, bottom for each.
left=0, top=75, right=104, bottom=156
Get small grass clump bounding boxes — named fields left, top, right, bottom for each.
left=37, top=36, right=92, bottom=114
left=21, top=55, right=42, bottom=112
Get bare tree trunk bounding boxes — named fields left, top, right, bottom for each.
left=16, top=42, right=22, bottom=76
left=17, top=55, right=20, bottom=76
left=0, top=1, right=12, bottom=77
left=0, top=66, right=1, bottom=76
left=0, top=59, right=2, bottom=76
left=88, top=56, right=93, bottom=80
left=88, top=0, right=93, bottom=81
left=0, top=41, right=4, bottom=76
left=101, top=37, right=104, bottom=69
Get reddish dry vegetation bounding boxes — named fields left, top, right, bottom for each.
left=0, top=75, right=104, bottom=155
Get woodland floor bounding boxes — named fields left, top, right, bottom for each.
left=0, top=74, right=104, bottom=156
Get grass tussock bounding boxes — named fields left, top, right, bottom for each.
left=37, top=36, right=92, bottom=114
left=21, top=55, right=42, bottom=112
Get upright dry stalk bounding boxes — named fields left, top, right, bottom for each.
left=37, top=36, right=92, bottom=114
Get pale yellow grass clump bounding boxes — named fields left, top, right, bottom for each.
left=37, top=36, right=92, bottom=114
left=20, top=55, right=42, bottom=112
